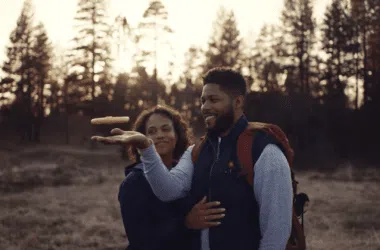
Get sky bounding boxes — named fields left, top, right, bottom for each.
left=0, top=0, right=332, bottom=79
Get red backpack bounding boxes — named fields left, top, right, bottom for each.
left=191, top=122, right=306, bottom=250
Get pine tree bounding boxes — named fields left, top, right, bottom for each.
left=70, top=0, right=112, bottom=114
left=48, top=46, right=69, bottom=115
left=112, top=15, right=133, bottom=73
left=281, top=0, right=316, bottom=95
left=350, top=0, right=380, bottom=105
left=1, top=0, right=36, bottom=140
left=138, top=0, right=173, bottom=81
left=0, top=77, right=14, bottom=106
left=321, top=0, right=355, bottom=109
left=251, top=24, right=285, bottom=92
left=30, top=23, right=53, bottom=141
left=2, top=0, right=35, bottom=101
left=183, top=46, right=204, bottom=85
left=112, top=73, right=128, bottom=115
left=204, top=7, right=242, bottom=72
left=367, top=1, right=380, bottom=107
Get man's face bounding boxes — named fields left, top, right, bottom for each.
left=201, top=84, right=235, bottom=136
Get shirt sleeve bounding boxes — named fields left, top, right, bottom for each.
left=253, top=144, right=293, bottom=250
left=140, top=144, right=195, bottom=201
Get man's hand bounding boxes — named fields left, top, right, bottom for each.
left=185, top=196, right=226, bottom=230
left=91, top=128, right=152, bottom=149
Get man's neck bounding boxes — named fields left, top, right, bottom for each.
left=220, top=113, right=244, bottom=137
left=221, top=128, right=232, bottom=137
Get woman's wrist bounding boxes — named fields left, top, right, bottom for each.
left=138, top=138, right=153, bottom=149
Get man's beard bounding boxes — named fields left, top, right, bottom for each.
left=207, top=105, right=235, bottom=137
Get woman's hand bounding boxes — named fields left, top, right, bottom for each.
left=91, top=128, right=152, bottom=149
left=185, top=196, right=226, bottom=230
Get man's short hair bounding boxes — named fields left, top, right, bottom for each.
left=203, top=67, right=247, bottom=97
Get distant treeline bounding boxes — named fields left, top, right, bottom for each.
left=0, top=0, right=379, bottom=167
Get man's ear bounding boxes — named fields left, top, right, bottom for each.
left=234, top=95, right=245, bottom=110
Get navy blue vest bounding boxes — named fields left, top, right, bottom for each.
left=189, top=116, right=261, bottom=250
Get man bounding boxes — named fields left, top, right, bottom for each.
left=93, top=67, right=293, bottom=250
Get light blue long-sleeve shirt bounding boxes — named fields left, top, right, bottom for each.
left=140, top=142, right=292, bottom=250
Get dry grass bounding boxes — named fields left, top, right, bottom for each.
left=0, top=145, right=379, bottom=250
left=296, top=167, right=380, bottom=250
left=0, top=145, right=128, bottom=250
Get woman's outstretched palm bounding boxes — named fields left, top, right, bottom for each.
left=91, top=128, right=151, bottom=149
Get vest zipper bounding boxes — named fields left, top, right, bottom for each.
left=208, top=137, right=221, bottom=201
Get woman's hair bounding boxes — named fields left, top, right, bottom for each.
left=129, top=105, right=193, bottom=163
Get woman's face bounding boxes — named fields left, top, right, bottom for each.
left=145, top=113, right=177, bottom=158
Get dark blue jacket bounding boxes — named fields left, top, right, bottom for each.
left=187, top=115, right=283, bottom=250
left=118, top=163, right=193, bottom=250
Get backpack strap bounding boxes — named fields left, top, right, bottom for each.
left=243, top=122, right=297, bottom=197
left=236, top=122, right=294, bottom=187
left=286, top=210, right=306, bottom=250
left=236, top=129, right=256, bottom=186
left=246, top=122, right=294, bottom=167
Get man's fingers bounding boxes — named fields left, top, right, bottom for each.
left=197, top=196, right=207, bottom=204
left=204, top=214, right=225, bottom=221
left=203, top=208, right=226, bottom=215
left=195, top=196, right=207, bottom=208
left=204, top=221, right=221, bottom=227
left=202, top=201, right=221, bottom=209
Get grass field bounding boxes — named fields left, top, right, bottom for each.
left=0, top=144, right=379, bottom=250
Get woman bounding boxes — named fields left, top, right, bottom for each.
left=94, top=105, right=193, bottom=250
